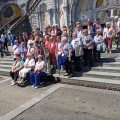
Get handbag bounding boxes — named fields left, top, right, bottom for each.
left=97, top=43, right=106, bottom=53
left=58, top=54, right=67, bottom=65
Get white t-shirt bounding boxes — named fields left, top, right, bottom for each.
left=76, top=30, right=83, bottom=38
left=24, top=58, right=35, bottom=67
left=93, top=35, right=104, bottom=44
left=35, top=60, right=46, bottom=72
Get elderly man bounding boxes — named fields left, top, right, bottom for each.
left=71, top=32, right=83, bottom=72
left=30, top=55, right=46, bottom=89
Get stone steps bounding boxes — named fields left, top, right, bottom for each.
left=0, top=68, right=10, bottom=76
left=0, top=65, right=12, bottom=69
left=54, top=74, right=120, bottom=88
left=82, top=71, right=120, bottom=80
left=0, top=61, right=13, bottom=65
left=103, top=62, right=120, bottom=67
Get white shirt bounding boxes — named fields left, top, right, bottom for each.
left=24, top=58, right=35, bottom=67
left=12, top=44, right=21, bottom=58
left=71, top=38, right=82, bottom=50
left=27, top=47, right=34, bottom=55
left=116, top=21, right=120, bottom=31
left=93, top=35, right=104, bottom=44
left=35, top=60, right=46, bottom=72
left=76, top=30, right=83, bottom=38
left=103, top=27, right=113, bottom=39
left=1, top=34, right=6, bottom=42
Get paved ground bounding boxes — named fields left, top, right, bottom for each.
left=0, top=76, right=120, bottom=120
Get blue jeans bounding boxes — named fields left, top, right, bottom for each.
left=56, top=54, right=64, bottom=70
left=30, top=71, right=45, bottom=86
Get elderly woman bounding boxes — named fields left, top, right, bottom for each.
left=30, top=55, right=46, bottom=89
left=10, top=54, right=24, bottom=86
left=12, top=40, right=21, bottom=61
left=81, top=29, right=93, bottom=67
left=62, top=37, right=73, bottom=78
left=18, top=53, right=35, bottom=83
left=27, top=41, right=34, bottom=57
left=103, top=22, right=114, bottom=53
left=93, top=29, right=104, bottom=62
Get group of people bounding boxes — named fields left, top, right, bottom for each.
left=7, top=15, right=120, bottom=88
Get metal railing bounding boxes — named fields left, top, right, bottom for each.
left=0, top=16, right=21, bottom=33
left=9, top=0, right=42, bottom=32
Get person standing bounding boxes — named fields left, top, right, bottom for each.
left=71, top=32, right=83, bottom=72
left=93, top=29, right=104, bottom=62
left=81, top=29, right=93, bottom=67
left=114, top=16, right=120, bottom=49
left=103, top=22, right=114, bottom=53
left=87, top=18, right=96, bottom=39
left=12, top=40, right=21, bottom=61
left=75, top=22, right=83, bottom=38
left=1, top=31, right=8, bottom=51
left=0, top=37, right=4, bottom=58
left=8, top=31, right=15, bottom=47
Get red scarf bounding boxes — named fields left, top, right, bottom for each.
left=22, top=47, right=26, bottom=58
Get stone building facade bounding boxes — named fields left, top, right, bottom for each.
left=1, top=0, right=120, bottom=31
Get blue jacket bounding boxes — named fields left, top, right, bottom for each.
left=9, top=34, right=14, bottom=43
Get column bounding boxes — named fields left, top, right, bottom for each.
left=52, top=9, right=57, bottom=25
left=47, top=9, right=51, bottom=26
left=63, top=6, right=68, bottom=27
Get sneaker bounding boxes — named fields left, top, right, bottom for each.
left=11, top=81, right=16, bottom=86
left=11, top=80, right=14, bottom=84
left=32, top=85, right=35, bottom=88
left=34, top=86, right=40, bottom=89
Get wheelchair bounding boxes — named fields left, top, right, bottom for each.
left=17, top=68, right=47, bottom=87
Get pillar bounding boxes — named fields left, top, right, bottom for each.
left=63, top=6, right=68, bottom=27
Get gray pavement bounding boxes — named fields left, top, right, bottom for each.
left=1, top=77, right=120, bottom=120
left=13, top=85, right=120, bottom=120
left=0, top=78, right=54, bottom=117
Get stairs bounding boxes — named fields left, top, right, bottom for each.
left=9, top=0, right=42, bottom=35
left=54, top=52, right=120, bottom=88
left=0, top=0, right=42, bottom=36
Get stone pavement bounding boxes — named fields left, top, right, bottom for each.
left=0, top=77, right=120, bottom=120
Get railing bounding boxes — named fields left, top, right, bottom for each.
left=0, top=16, right=21, bottom=33
left=9, top=0, right=42, bottom=32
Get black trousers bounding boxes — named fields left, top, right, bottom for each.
left=93, top=47, right=100, bottom=60
left=74, top=56, right=81, bottom=71
left=4, top=41, right=8, bottom=51
left=10, top=71, right=19, bottom=82
left=64, top=57, right=73, bottom=74
left=83, top=48, right=93, bottom=66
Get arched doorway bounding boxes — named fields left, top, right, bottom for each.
left=70, top=0, right=89, bottom=28
left=1, top=4, right=22, bottom=26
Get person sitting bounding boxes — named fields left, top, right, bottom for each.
left=10, top=54, right=24, bottom=86
left=30, top=55, right=46, bottom=89
left=27, top=41, right=34, bottom=57
left=18, top=53, right=35, bottom=83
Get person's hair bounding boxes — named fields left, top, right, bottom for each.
left=57, top=36, right=61, bottom=39
left=62, top=37, right=68, bottom=41
left=76, top=22, right=80, bottom=25
left=83, top=29, right=88, bottom=32
left=96, top=29, right=101, bottom=33
left=114, top=16, right=119, bottom=19
left=37, top=55, right=43, bottom=59
left=27, top=53, right=32, bottom=57
left=21, top=42, right=24, bottom=45
left=30, top=35, right=34, bottom=40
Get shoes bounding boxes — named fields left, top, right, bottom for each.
left=11, top=80, right=14, bottom=84
left=34, top=86, right=40, bottom=89
left=32, top=85, right=35, bottom=88
left=11, top=81, right=16, bottom=86
left=68, top=74, right=73, bottom=78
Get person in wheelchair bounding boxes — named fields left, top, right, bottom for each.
left=18, top=53, right=35, bottom=83
left=10, top=54, right=24, bottom=86
left=30, top=55, right=46, bottom=89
